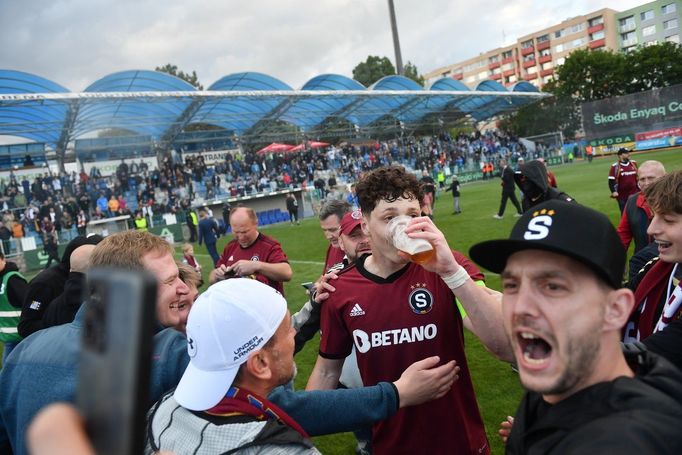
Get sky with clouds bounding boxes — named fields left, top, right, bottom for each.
left=1, top=0, right=645, bottom=91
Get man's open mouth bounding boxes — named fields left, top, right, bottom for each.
left=656, top=240, right=672, bottom=249
left=517, top=332, right=552, bottom=365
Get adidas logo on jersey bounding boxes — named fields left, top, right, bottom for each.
left=349, top=303, right=365, bottom=317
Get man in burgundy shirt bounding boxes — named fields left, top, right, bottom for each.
left=209, top=207, right=292, bottom=294
left=306, top=166, right=512, bottom=455
left=609, top=148, right=639, bottom=214
left=318, top=200, right=350, bottom=274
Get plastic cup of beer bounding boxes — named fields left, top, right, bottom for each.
left=386, top=215, right=434, bottom=264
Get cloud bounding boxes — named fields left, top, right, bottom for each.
left=0, top=0, right=645, bottom=90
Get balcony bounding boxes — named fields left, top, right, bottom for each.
left=589, top=38, right=606, bottom=49
left=488, top=61, right=501, bottom=70
left=491, top=73, right=502, bottom=80
left=501, top=56, right=514, bottom=64
left=622, top=37, right=638, bottom=47
left=522, top=59, right=536, bottom=69
left=539, top=54, right=552, bottom=64
left=540, top=68, right=554, bottom=77
left=536, top=40, right=551, bottom=51
left=521, top=46, right=535, bottom=56
left=503, top=69, right=515, bottom=77
left=588, top=23, right=605, bottom=34
left=453, top=73, right=463, bottom=80
left=524, top=73, right=537, bottom=81
left=620, top=22, right=636, bottom=33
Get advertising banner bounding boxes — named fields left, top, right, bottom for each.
left=182, top=149, right=239, bottom=165
left=581, top=84, right=682, bottom=139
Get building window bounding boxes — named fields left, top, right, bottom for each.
left=521, top=39, right=533, bottom=48
left=541, top=62, right=553, bottom=70
left=478, top=71, right=489, bottom=80
left=572, top=38, right=586, bottom=48
left=619, top=16, right=636, bottom=31
left=509, top=75, right=518, bottom=83
left=523, top=54, right=535, bottom=62
left=554, top=29, right=563, bottom=38
left=588, top=16, right=604, bottom=27
left=540, top=48, right=551, bottom=57
left=527, top=66, right=537, bottom=75
left=543, top=75, right=553, bottom=84
left=622, top=31, right=637, bottom=41
left=502, top=50, right=513, bottom=59
left=645, top=40, right=659, bottom=46
left=489, top=55, right=499, bottom=63
left=662, top=3, right=676, bottom=15
left=555, top=43, right=565, bottom=53
left=556, top=57, right=566, bottom=66
left=664, top=19, right=678, bottom=30
left=465, top=75, right=476, bottom=83
left=643, top=25, right=657, bottom=36
left=537, top=34, right=550, bottom=43
left=641, top=10, right=655, bottom=21
left=591, top=30, right=605, bottom=40
left=501, top=63, right=514, bottom=71
left=666, top=34, right=680, bottom=43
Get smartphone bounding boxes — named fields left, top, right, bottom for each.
left=77, top=268, right=157, bottom=455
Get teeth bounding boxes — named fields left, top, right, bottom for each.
left=523, top=351, right=547, bottom=364
left=520, top=332, right=538, bottom=339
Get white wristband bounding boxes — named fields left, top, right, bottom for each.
left=441, top=267, right=469, bottom=290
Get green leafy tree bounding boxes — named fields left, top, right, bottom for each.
left=403, top=61, right=425, bottom=86
left=626, top=42, right=682, bottom=92
left=155, top=63, right=204, bottom=90
left=551, top=49, right=628, bottom=102
left=352, top=56, right=396, bottom=87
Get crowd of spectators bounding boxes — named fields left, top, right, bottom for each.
left=0, top=129, right=553, bottom=252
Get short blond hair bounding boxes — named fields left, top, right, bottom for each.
left=90, top=231, right=173, bottom=269
left=182, top=243, right=194, bottom=255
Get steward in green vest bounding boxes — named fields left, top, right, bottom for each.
left=187, top=210, right=198, bottom=242
left=135, top=213, right=148, bottom=231
left=0, top=252, right=28, bottom=360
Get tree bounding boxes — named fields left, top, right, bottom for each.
left=352, top=56, right=396, bottom=87
left=626, top=42, right=682, bottom=92
left=155, top=63, right=204, bottom=90
left=403, top=61, right=425, bottom=86
left=551, top=49, right=628, bottom=102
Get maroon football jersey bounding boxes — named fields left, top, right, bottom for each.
left=609, top=160, right=638, bottom=201
left=216, top=233, right=289, bottom=294
left=319, top=253, right=489, bottom=455
left=323, top=244, right=346, bottom=275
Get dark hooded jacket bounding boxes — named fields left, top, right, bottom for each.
left=17, top=235, right=101, bottom=338
left=514, top=160, right=574, bottom=212
left=506, top=350, right=682, bottom=454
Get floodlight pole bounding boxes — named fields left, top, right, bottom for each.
left=388, top=0, right=404, bottom=75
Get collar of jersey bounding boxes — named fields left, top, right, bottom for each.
left=355, top=254, right=411, bottom=284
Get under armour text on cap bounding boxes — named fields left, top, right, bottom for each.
left=339, top=209, right=363, bottom=235
left=469, top=200, right=626, bottom=289
left=173, top=278, right=287, bottom=411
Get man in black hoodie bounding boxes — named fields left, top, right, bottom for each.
left=17, top=235, right=102, bottom=338
left=514, top=159, right=574, bottom=212
left=470, top=200, right=682, bottom=454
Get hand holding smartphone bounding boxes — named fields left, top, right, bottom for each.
left=77, top=268, right=157, bottom=455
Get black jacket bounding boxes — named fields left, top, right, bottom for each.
left=506, top=351, right=682, bottom=454
left=41, top=271, right=86, bottom=329
left=500, top=166, right=516, bottom=192
left=514, top=160, right=574, bottom=212
left=18, top=235, right=101, bottom=338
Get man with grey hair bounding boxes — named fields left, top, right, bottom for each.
left=318, top=199, right=350, bottom=273
left=617, top=160, right=666, bottom=253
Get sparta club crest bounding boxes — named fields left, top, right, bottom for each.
left=408, top=285, right=434, bottom=314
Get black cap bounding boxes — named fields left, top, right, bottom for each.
left=470, top=200, right=625, bottom=289
left=617, top=147, right=630, bottom=155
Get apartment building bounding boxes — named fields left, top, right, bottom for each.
left=616, top=1, right=682, bottom=51
left=425, top=8, right=618, bottom=89
left=425, top=1, right=682, bottom=89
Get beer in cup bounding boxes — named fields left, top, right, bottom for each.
left=386, top=215, right=434, bottom=264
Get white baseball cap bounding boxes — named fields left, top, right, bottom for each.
left=174, top=278, right=287, bottom=411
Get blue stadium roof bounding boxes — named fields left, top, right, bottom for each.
left=0, top=69, right=546, bottom=150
